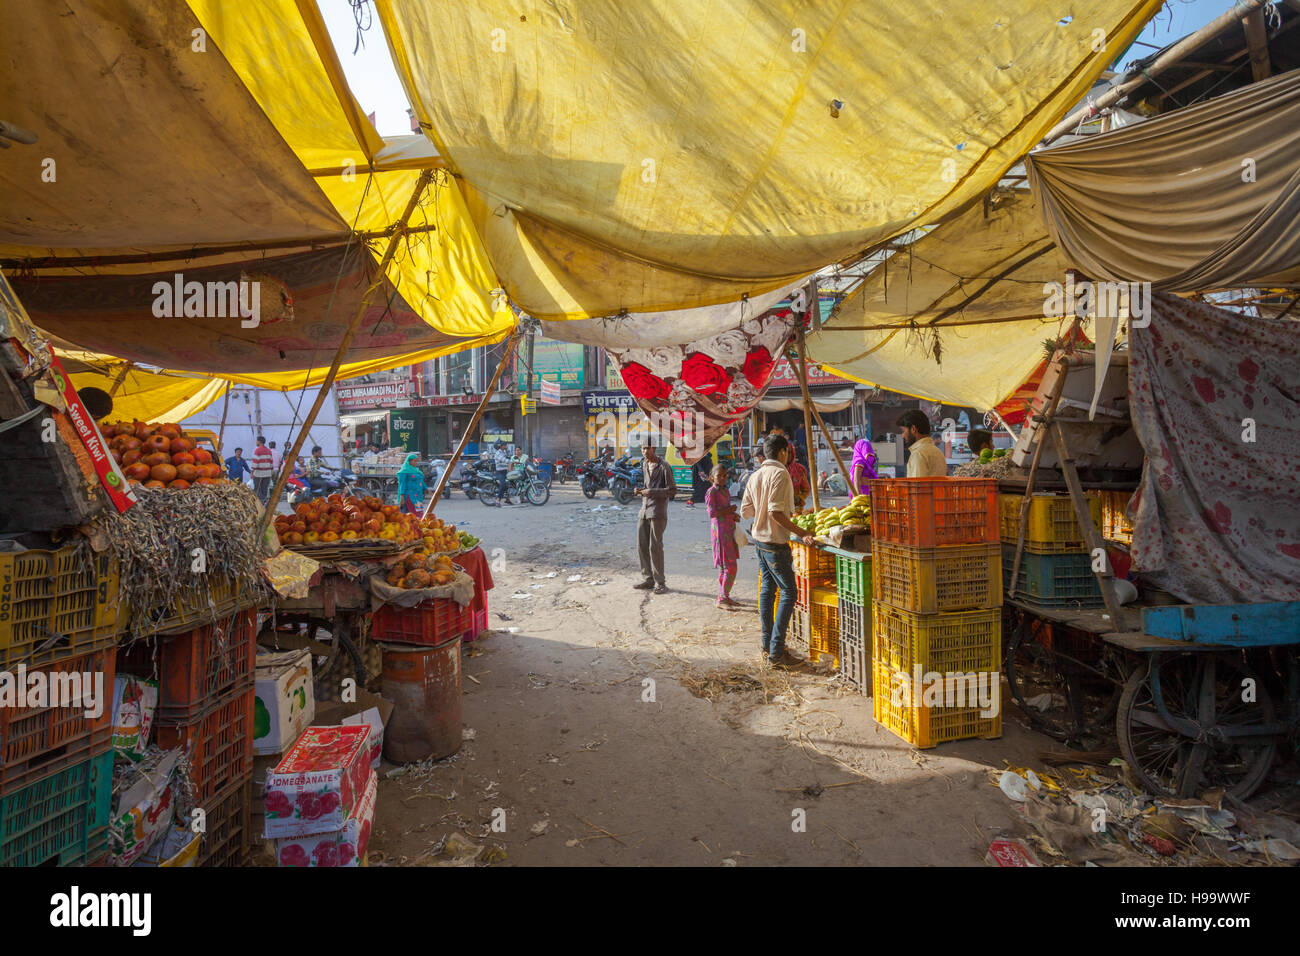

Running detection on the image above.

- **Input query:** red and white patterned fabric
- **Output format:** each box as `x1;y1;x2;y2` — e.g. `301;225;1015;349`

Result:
1128;294;1300;603
608;311;798;465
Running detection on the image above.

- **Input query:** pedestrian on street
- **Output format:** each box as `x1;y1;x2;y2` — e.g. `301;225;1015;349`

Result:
224;447;250;486
268;440;282;476
688;449;712;509
633;439;675;594
787;453;810;510
250;436;274;504
706;463;741;609
741;433;816;667
396;452;426;515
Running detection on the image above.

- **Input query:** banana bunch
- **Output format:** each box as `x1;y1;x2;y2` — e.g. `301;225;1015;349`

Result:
791;494;872;535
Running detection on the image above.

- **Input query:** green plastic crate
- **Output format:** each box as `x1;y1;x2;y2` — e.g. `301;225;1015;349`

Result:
1003;547;1103;608
829;547;872;608
0;748;114;866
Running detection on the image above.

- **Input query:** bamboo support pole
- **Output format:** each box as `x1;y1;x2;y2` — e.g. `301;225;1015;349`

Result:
260;169;435;535
1040;0;1269;145
423;330;522;517
795;332;852;490
792;328;820;510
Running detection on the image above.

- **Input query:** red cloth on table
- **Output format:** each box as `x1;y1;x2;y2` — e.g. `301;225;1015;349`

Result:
455;546;494;640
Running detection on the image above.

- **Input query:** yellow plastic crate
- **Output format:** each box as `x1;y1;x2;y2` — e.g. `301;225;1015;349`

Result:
807;587;839;667
1098;490;1134;545
997;493;1102;554
788;604;809;651
872;602;1001;676
791;540;836;586
0;545;127;668
872;541;1002;613
872;659;1002;749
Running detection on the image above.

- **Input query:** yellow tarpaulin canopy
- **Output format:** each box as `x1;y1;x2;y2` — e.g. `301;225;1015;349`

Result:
0;0;513;385
379;0;1163;319
58;352;230;424
806;191;1075;410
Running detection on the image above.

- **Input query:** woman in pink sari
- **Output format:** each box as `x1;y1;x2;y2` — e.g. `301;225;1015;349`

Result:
850;438;879;496
705;464;741;609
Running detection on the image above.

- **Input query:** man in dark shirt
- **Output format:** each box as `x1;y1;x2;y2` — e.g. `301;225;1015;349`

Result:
224;448;250;485
633;440;675;594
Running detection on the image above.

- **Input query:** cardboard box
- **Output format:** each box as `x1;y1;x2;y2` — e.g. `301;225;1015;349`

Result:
263;725;371;839
253;648;315;756
274;770;377;867
314;690;393;771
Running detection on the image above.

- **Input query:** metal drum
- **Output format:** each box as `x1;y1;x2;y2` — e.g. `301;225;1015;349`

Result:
379;637;462;762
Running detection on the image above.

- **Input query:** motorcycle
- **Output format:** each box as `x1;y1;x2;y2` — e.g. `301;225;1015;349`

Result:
606;453;642;506
286;466;359;507
553;450;578;484
578;457;608;499
476;458;550;506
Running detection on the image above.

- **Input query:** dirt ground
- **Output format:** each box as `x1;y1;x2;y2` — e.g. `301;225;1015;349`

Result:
361;482;1068;867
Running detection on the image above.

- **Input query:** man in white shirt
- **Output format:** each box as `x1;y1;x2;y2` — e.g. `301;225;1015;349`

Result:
896;410;949;478
492;441;515;505
741;434;816;667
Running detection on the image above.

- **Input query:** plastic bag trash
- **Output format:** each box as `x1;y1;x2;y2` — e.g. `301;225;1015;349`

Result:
567;575;582;582
511;592;532;599
999;770;1029;801
1025;770;1043;791
506;627;520;634
1240;838;1300;860
1022;692;1064;712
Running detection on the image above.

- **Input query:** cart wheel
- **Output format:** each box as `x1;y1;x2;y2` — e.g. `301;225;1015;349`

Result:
312;617;367;702
1117;652;1278;801
1003;610;1119;748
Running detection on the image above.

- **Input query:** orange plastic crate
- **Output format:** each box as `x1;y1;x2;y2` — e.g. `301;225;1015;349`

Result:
0;648;115;793
155;687;254;807
372;598;473;647
118;608;257;724
869;478;998;548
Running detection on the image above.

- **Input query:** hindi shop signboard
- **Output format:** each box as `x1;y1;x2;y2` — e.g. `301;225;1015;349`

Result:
336;380;410;411
582;390;638;415
388;410;417;452
767;358;846;389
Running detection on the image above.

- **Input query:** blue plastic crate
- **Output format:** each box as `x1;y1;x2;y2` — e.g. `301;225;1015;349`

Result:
1003;547;1103;608
0;748;113;866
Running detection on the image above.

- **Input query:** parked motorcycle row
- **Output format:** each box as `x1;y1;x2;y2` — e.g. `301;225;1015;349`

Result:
577;452;643;505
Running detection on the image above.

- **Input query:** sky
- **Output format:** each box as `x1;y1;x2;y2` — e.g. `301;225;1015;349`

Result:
322;0;1244;137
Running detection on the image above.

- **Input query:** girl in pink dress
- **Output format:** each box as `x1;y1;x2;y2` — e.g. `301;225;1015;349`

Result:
705;464;741;609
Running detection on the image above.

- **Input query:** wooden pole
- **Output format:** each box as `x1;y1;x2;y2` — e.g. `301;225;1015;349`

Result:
107;361;135;398
1052;420;1124;628
261;169;436;534
792;329;820;510
423;330;521;517
216;384;232;453
1040;0;1268;145
1008;364;1068;599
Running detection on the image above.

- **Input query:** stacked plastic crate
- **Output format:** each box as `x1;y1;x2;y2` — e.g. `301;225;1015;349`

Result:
792;540;839;666
118;606;259;866
828;547;872;691
0;543;125;866
868;478;1003;748
999;493;1105;607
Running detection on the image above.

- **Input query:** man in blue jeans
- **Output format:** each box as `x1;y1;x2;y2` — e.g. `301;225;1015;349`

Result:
741;434;816;667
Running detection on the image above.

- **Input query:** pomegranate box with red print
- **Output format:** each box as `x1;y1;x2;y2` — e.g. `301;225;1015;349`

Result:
274;769;377;867
263;725;372;839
